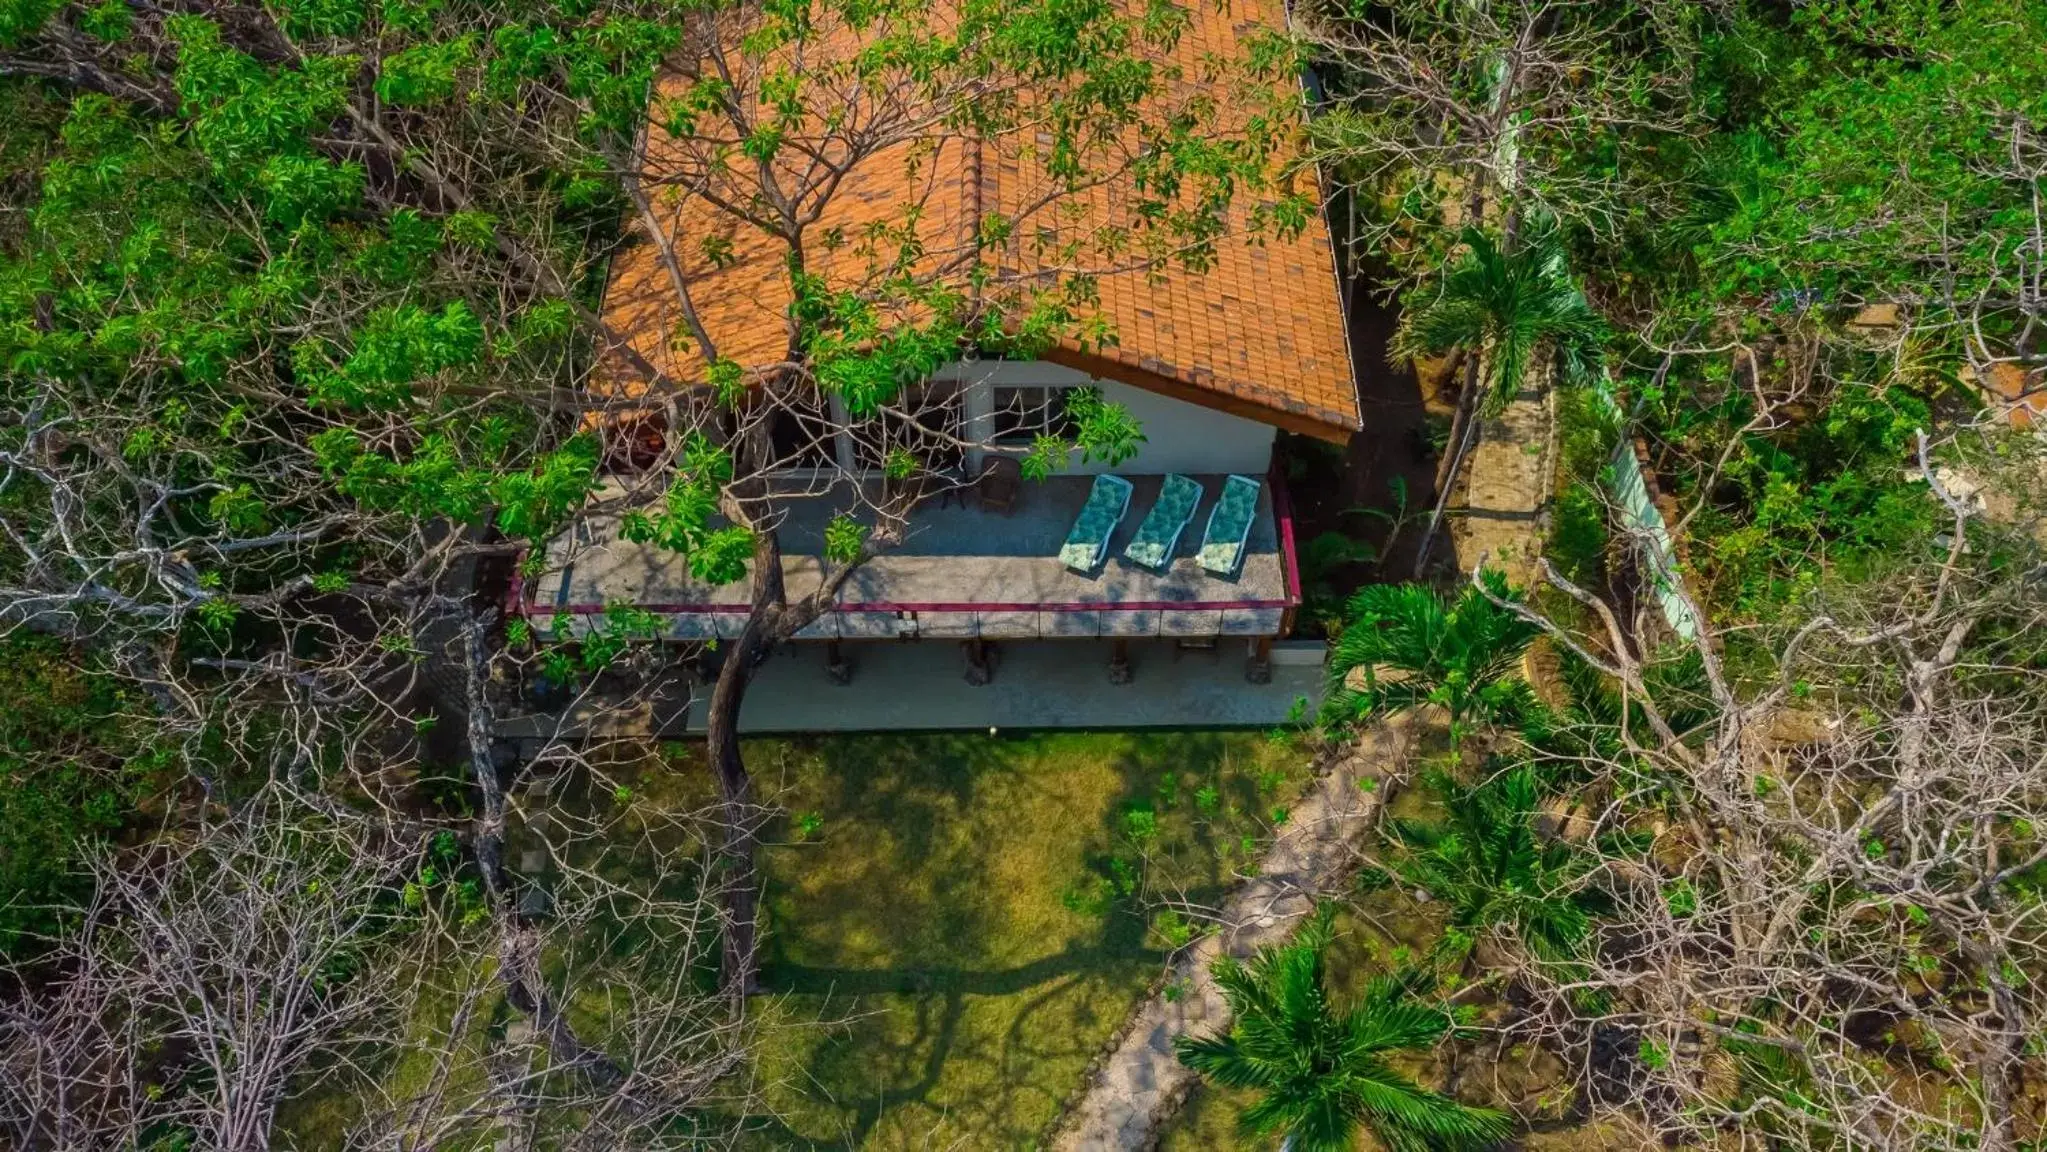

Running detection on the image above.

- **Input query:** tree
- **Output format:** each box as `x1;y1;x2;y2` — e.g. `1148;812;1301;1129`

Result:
1388;762;1596;968
0;0;1301;1000
1293;0;1712;262
1396;227;1606;421
1395;224;1605;572
1323;570;1538;743
544;0;1300;993
0;764;763;1149
0;789;414;1151
1176;908;1513;1152
1469;435;2047;1148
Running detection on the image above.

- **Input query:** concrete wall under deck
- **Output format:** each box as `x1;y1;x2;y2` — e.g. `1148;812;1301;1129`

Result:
495;639;1329;740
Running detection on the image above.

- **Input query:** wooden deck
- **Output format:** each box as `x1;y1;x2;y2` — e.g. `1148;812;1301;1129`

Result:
524;474;1297;640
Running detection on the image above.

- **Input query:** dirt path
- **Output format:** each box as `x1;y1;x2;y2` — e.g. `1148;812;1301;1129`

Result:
1447;384;1554;584
1050;716;1420;1151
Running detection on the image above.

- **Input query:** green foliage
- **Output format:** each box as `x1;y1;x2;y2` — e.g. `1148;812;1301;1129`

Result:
619;433;748;580
1300;528;1377;626
822;513;867;564
881;447;918;481
1176;908;1513;1152
1122;803;1159;842
256;152;364;227
1663;877;1698;919
574;602;664;671
301;301;485;409
1696;2;2047;310
1671;376;1939;616
76;0;131;41
798;274;968;418
0;635;162;958
0;0;61;46
1324;571;1539;739
1389;764;1598;966
1548;481;1608;589
3;96;257;384
274;0;365;38
1150;908;1195;948
1064;386;1147;466
376;36;475;107
493;435;599;540
442;209;497;250
314;428;489;520
167;16;354;171
1396;226;1606;416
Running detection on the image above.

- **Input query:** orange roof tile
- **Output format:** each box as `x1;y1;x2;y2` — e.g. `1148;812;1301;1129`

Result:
597;0;1360;440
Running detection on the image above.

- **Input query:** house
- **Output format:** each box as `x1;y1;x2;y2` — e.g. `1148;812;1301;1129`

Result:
514;0;1360;687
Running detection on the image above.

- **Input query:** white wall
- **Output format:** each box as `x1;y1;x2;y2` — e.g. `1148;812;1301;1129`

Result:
932;359;1275;476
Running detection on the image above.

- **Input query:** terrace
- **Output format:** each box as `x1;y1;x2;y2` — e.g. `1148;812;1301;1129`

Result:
525;473;1298;641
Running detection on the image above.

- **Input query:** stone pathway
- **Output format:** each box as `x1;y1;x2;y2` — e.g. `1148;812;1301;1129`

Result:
1050;714;1421;1151
1449;385;1554;584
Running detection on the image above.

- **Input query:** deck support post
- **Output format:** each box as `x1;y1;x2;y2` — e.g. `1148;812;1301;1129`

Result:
824;639;851;686
1108;638;1133;685
1245;636;1273;684
962;638;994;686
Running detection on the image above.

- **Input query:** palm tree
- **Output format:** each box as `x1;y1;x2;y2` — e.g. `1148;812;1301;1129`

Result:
1176;911;1513;1152
1390;763;1597;968
1399;225;1606;575
1396;225;1606;418
1322;571;1538;743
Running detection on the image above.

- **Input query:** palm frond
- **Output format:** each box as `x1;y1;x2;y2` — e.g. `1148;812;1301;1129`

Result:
1177;906;1514;1151
1343;992;1450;1055
1403;224;1607;418
1346;1065;1514;1152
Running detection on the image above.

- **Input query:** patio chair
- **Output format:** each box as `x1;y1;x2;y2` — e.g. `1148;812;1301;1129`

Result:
1197;474;1262;578
1121;474;1202;571
976;454;1021;515
1058;473;1134;573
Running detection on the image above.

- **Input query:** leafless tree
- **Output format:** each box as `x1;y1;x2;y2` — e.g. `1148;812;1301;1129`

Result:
0;789;412;1150
1295;0;1713;260
1458;432;2047;1148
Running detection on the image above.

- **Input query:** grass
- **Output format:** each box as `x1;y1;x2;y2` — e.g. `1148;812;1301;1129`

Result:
274;729;1312;1149
732;730;1311;1149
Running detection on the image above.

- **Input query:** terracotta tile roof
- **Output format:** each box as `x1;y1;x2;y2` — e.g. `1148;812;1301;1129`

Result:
597;0;1360;439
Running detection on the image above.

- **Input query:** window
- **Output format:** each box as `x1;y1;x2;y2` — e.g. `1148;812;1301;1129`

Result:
991;385;1077;446
768;393;837;471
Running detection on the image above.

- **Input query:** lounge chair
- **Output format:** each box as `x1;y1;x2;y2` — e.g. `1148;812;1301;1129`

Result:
1058;473;1134;573
1121;474;1202;570
1197;474;1262;577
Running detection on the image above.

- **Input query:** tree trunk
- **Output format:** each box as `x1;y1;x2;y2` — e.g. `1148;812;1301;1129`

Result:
704;615;771;997
702;528;794;998
701;515;882;997
1412;352;1485;576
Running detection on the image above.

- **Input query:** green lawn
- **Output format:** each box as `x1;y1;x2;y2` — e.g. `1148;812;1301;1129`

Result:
275;730;1310;1149
734;731;1310;1149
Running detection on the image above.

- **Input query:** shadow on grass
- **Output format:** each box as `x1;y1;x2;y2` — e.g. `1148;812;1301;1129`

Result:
767;937;1154;998
733;731;1313;1149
